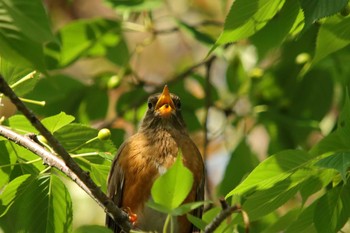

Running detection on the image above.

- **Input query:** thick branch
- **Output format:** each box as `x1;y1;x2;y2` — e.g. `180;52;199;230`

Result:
0;75;131;231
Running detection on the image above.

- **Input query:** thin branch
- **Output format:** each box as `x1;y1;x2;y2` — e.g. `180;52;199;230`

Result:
204;199;249;233
0;75;131;232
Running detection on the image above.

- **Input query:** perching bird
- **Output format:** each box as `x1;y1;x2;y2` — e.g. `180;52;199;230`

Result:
106;85;205;232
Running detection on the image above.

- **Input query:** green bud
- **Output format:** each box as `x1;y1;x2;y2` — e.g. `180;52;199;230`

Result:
98;128;111;140
107;75;121;89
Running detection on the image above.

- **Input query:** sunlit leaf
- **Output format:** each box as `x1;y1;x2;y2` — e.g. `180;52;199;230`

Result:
314;16;350;64
0;57;38;96
316;152;350;183
314;185;350;233
299;0;348;30
54;18;123;67
41;112;75;133
251;0;300;57
226;150;314;197
74;225;113;233
54;124;117;154
0;0;53;70
150;154;194;211
0;141;16;188
216;0;284;45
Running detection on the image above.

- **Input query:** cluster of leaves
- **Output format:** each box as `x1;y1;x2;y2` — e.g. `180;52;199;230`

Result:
0;0;350;232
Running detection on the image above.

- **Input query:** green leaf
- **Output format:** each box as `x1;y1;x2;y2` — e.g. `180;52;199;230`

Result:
150;154;194;211
177;20;215;45
0;174;33;216
242;170;308;220
299;0;348;30
0;0;53;71
261;208;300;233
74;225;113;233
285;202;317;233
216;0;284;45
0;0;53;43
77;86;108;124
0;57;38;96
7;115;38;134
187;213;206;230
251;0;300;58
0;141;16;188
219;139;259;197
226;150;314;197
299;169;335;203
315;152;350;182
41;112;75;133
104;0;163;11
0;174;73;232
25;74;85;116
314;16;350;64
314;185;350;233
54;123;117;154
54;18;124;67
90;163;110;192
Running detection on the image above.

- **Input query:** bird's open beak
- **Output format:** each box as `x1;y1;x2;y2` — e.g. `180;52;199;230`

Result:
155;85;175;117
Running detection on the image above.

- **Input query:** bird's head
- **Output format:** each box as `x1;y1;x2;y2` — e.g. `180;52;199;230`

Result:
140;85;186;132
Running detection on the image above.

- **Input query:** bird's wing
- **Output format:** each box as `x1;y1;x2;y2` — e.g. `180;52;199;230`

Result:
105;142;127;233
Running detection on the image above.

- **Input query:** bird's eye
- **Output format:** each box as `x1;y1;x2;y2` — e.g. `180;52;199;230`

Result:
148;102;153;109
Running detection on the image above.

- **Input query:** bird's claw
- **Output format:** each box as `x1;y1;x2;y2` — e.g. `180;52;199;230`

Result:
124;207;137;225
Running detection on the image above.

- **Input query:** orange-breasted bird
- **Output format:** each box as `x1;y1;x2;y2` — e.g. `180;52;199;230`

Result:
106;85;205;232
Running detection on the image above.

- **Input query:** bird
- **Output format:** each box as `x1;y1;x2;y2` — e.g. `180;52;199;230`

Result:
106;85;205;232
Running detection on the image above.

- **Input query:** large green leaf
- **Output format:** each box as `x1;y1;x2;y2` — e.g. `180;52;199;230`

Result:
7;114;38;134
316;152;350;182
54;18;126;67
216;0;284;45
299;0;348;30
251;0;300;58
150;155;194;211
0;141;16;188
314;16;350;64
285;202;317;233
74;225;113;233
0;174;33;216
242;169;309;220
0;174;73;233
0;0;53;70
54;123;117;154
25;74;85;116
90;163;110;192
0;57;38;96
41;112;75;133
226;150;314;197
314;184;350;233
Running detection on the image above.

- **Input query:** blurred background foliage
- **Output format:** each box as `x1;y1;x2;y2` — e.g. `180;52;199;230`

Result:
1;0;350;232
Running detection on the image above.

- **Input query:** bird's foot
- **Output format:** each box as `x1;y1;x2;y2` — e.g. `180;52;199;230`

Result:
123;207;138;225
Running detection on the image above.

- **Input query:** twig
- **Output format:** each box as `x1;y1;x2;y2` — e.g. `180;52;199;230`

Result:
203;55;216;202
204;199;249;233
0;75;131;232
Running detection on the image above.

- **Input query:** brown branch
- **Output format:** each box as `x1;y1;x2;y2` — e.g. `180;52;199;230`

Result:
204;199;249;233
0;75;131;232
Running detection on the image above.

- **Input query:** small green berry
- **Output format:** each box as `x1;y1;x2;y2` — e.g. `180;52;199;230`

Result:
107;75;121;89
295;53;310;64
98;128;111;140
